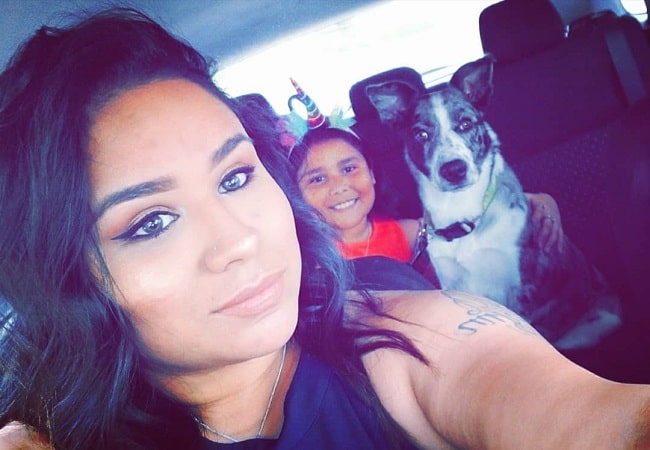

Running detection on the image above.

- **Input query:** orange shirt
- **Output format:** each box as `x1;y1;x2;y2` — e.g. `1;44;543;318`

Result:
337;217;412;263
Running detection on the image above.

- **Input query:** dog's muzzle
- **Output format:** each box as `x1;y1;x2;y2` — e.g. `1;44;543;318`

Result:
439;159;468;185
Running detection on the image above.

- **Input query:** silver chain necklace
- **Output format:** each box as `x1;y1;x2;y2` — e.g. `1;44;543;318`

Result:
196;344;287;443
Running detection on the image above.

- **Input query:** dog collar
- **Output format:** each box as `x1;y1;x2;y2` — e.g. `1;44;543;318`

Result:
432;221;476;242
482;171;498;210
422;212;476;242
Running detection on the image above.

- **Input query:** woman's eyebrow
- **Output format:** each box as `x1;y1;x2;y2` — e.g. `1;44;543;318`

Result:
94;178;174;219
212;134;252;167
94;134;253;219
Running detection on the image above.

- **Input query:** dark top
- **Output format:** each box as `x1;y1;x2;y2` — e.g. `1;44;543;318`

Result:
351;255;439;291
199;352;418;449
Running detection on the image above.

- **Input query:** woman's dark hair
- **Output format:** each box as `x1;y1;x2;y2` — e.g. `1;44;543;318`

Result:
0;8;422;449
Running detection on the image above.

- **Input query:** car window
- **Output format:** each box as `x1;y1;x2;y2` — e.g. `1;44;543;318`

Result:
215;0;497;117
621;0;648;20
2;1;646;119
214;0;648;118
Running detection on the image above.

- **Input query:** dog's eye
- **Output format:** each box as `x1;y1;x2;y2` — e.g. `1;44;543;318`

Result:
414;130;429;142
458;119;473;132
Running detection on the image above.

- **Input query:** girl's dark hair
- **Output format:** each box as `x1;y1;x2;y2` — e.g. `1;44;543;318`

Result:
0;8;422;449
289;126;370;173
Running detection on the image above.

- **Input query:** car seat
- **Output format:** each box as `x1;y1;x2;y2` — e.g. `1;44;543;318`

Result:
479;0;650;162
348;67;426;219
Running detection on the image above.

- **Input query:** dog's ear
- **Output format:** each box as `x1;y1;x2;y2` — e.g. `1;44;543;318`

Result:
365;81;418;128
450;54;496;109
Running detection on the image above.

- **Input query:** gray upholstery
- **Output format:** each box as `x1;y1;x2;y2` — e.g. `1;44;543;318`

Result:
480;0;650;162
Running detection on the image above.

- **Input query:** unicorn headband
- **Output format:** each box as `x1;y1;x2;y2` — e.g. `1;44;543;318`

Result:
287;77;329;130
284;78;357;145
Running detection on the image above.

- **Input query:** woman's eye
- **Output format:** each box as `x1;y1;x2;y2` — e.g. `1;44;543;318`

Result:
218;166;254;193
113;211;179;242
342;165;357;174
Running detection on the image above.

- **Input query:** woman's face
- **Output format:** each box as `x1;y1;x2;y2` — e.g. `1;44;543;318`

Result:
296;138;375;233
89;79;301;372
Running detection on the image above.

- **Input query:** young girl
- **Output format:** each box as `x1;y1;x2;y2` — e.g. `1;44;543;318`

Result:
293;127;423;262
0;8;648;450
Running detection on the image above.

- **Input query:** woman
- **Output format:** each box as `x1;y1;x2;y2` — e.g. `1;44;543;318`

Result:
291;127;564;264
0;8;648;450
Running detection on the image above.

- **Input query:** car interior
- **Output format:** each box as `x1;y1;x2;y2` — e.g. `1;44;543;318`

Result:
2;0;649;384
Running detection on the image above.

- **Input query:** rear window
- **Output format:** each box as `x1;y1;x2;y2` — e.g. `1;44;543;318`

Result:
215;0;496;118
215;0;648;119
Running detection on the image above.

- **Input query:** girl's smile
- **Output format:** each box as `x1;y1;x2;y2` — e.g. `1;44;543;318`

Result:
331;198;360;211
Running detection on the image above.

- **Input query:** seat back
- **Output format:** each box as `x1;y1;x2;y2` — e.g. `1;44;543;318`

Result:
480;0;650;163
348;68;426;219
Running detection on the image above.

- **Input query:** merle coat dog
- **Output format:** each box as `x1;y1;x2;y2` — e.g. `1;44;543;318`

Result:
366;56;620;350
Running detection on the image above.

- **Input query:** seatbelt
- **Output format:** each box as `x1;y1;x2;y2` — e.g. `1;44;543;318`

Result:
604;24;647;106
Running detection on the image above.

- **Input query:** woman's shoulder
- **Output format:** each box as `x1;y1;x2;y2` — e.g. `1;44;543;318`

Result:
348;289;546;392
354;290;650;449
348;290;489;448
352;289;535;334
350;290;557;448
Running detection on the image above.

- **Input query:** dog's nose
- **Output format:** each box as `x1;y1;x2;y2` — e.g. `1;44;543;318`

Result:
439;159;467;184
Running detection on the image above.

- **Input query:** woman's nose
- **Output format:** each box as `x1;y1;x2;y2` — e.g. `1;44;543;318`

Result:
202;209;259;273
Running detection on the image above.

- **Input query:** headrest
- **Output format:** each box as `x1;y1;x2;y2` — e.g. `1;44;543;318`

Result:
568;10;619;36
479;0;565;62
349;67;425;121
237;93;277;115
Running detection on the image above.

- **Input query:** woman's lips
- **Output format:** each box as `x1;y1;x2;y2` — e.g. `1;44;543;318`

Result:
213;270;284;317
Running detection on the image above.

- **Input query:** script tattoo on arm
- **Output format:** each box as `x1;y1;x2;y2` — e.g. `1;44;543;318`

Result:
442;290;541;338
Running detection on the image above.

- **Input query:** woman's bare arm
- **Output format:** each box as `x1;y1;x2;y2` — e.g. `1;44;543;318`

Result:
361;290;650;449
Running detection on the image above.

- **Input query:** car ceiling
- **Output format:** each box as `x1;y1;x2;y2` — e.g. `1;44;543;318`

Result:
1;0;378;69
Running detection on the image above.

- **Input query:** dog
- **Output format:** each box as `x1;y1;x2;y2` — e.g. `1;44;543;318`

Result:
366;55;621;350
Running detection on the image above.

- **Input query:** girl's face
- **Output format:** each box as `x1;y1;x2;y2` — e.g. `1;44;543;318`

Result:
296;138;375;234
89;79;301;373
